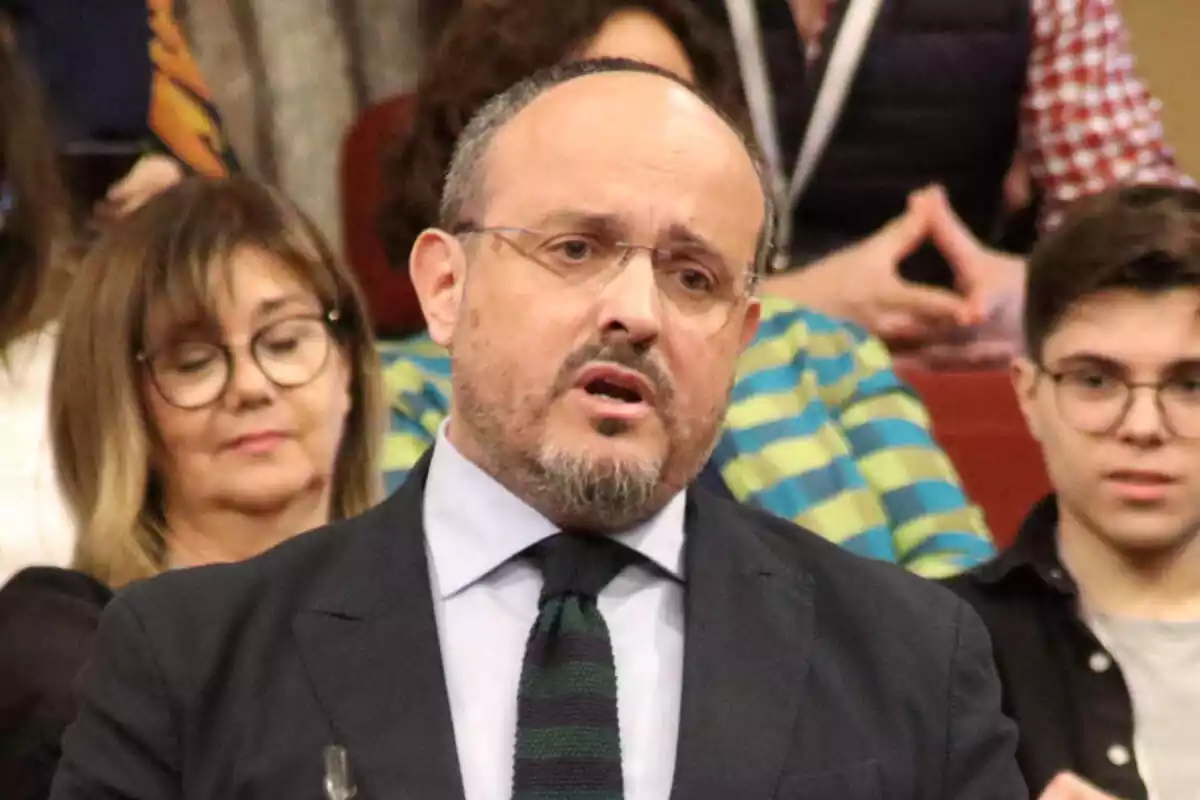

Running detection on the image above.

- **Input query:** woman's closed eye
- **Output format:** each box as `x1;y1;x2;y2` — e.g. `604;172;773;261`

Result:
261;334;302;356
258;319;323;357
165;344;221;374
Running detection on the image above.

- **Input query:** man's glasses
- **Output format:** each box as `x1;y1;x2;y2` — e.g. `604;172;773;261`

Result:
1038;362;1200;438
453;223;759;333
139;310;342;409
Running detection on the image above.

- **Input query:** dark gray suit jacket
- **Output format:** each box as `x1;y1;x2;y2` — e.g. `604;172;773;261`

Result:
50;452;1026;799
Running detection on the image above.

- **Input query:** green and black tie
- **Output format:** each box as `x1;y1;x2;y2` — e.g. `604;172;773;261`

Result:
512;532;637;800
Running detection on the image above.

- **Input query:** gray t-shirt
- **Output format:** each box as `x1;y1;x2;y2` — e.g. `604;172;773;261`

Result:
1087;612;1200;800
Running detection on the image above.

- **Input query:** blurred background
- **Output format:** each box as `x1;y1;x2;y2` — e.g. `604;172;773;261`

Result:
176;0;1200;253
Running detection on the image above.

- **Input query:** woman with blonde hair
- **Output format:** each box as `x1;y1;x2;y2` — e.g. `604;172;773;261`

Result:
0;175;384;797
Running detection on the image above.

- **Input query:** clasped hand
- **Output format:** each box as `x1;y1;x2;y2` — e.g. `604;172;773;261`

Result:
770;185;1026;370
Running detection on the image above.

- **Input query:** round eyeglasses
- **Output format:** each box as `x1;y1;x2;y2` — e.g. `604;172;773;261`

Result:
139;310;342;409
454;223;759;334
1040;363;1200;438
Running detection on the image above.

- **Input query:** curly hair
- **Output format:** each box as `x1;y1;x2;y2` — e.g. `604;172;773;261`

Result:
378;0;748;271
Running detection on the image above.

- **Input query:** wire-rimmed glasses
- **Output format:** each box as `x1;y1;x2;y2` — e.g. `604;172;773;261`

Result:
1039;361;1200;438
139;310;342;409
454;223;759;333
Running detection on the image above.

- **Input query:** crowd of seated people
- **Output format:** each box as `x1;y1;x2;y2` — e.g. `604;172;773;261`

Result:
0;0;1197;799
414;0;1193;371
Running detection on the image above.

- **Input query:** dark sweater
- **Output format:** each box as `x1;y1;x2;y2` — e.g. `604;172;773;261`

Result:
0;568;113;800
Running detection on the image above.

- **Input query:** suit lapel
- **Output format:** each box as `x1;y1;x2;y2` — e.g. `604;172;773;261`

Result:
293;453;466;800
670;492;815;800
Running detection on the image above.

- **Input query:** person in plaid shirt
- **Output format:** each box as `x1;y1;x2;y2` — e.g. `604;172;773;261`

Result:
696;0;1194;371
381;294;995;578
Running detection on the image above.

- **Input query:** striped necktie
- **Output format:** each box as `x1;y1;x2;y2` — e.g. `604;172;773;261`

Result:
512;533;637;800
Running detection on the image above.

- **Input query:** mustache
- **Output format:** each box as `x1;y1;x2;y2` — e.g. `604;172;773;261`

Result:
553;341;674;404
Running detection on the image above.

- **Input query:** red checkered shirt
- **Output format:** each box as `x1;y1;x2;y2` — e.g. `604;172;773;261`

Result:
809;0;1193;230
1025;0;1194;229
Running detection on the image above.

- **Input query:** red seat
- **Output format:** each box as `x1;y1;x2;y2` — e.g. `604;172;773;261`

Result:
340;93;424;336
901;369;1051;549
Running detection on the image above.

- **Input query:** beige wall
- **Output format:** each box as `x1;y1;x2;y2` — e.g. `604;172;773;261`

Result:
1122;0;1200;175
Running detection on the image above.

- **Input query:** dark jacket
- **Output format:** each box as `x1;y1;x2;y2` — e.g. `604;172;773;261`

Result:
697;0;1030;285
0;568;113;800
944;496;1151;800
51;451;1025;799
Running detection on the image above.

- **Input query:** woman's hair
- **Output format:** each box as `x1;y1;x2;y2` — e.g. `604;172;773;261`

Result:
50;176;385;588
0;19;72;350
378;0;747;270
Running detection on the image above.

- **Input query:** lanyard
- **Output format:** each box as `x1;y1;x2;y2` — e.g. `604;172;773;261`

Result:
724;0;886;269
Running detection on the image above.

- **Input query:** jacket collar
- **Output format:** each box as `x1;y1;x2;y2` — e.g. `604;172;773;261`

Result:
970;494;1078;596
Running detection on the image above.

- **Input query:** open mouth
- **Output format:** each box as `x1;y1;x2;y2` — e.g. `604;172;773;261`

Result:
584;377;645;403
574;363;654;407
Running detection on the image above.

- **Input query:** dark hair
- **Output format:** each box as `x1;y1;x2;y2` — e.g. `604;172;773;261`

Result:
378;0;749;270
1024;184;1200;360
0;19;72;351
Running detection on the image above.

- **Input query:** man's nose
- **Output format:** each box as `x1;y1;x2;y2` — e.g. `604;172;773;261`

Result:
594;248;663;343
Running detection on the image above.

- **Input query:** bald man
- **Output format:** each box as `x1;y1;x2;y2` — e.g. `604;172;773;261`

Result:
50;59;1025;800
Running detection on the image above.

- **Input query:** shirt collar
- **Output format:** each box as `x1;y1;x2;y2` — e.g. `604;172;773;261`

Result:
970;494;1078;595
422;421;687;600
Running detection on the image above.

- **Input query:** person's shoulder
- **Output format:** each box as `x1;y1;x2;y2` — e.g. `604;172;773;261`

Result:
0;566;111;610
718;493;968;628
940;556;1043;626
380;333;452;418
379;333;451;376
755;297;872;347
0;568;113;732
748;299;882;394
118;497;397;632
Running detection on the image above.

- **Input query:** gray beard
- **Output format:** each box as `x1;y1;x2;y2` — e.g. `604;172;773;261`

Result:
524;444;663;530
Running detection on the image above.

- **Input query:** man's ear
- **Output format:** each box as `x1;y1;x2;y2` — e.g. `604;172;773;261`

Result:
737;296;761;353
409;228;467;347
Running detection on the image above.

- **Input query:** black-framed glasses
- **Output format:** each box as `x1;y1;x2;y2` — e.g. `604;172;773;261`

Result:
138;310;342;409
453;223;759;333
1038;361;1200;438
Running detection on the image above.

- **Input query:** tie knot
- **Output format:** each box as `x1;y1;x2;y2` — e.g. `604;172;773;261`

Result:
530;533;637;603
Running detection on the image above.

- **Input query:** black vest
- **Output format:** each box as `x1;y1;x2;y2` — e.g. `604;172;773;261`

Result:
702;0;1031;285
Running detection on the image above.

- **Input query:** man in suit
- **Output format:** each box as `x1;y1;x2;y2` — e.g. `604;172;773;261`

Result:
51;58;1026;800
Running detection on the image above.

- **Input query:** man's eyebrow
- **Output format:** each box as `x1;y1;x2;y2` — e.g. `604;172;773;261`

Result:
663;222;722;255
528;210;625;236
